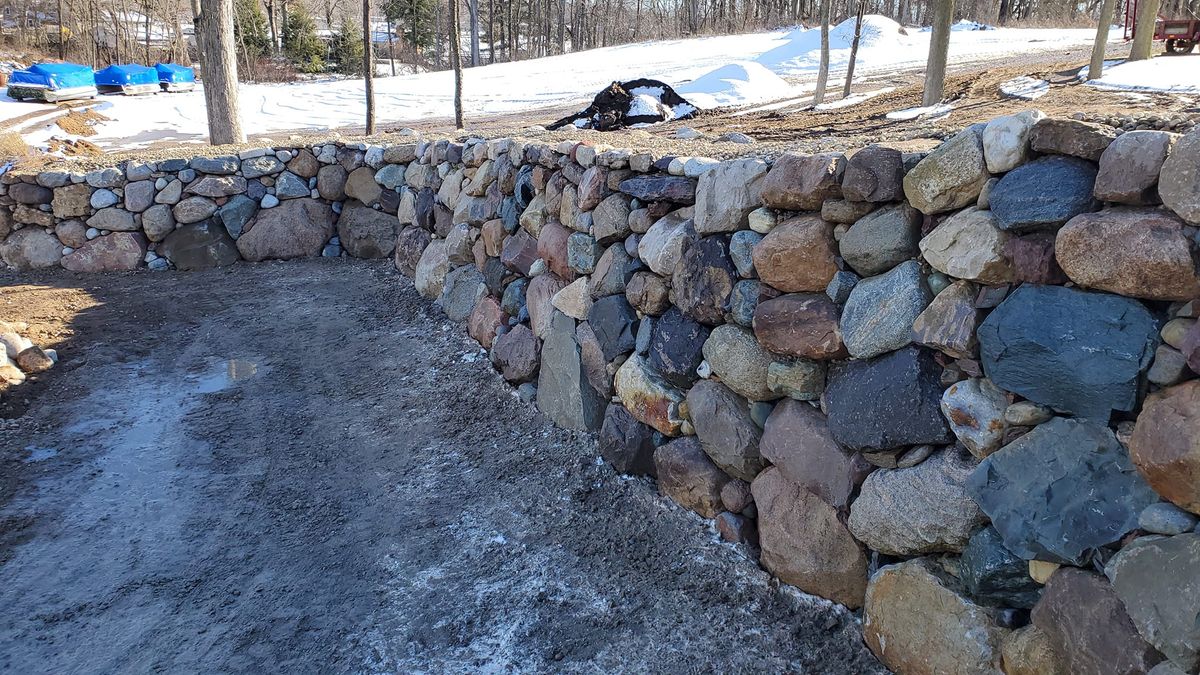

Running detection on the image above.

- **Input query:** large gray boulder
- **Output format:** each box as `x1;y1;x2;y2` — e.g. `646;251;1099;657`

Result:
0;227;61;270
236;198;334;261
839;260;932;359
978;284;1158;420
686;380;766;482
693;158;768;234
157;220;240;270
1105;534;1200;672
968;417;1159;565
902;125;990;215
537;310;607;432
337;200;397;259
989;155;1098;232
838;204;920;276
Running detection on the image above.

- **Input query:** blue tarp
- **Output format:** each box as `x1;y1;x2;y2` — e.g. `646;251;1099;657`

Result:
8;63;96;90
155;63;196;84
95;64;158;87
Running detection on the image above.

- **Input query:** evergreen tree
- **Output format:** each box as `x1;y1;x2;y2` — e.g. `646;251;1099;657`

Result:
283;5;325;72
330;18;365;75
233;0;272;61
384;0;436;53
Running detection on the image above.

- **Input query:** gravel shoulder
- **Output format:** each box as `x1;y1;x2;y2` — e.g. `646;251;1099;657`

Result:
0;260;884;673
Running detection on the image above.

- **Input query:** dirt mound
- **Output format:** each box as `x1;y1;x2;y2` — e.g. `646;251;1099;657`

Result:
55;107;110;137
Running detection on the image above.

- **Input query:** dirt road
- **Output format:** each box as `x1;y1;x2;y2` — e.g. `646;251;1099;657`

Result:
0;260;883;674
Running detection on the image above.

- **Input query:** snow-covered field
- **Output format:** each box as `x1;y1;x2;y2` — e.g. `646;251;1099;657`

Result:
0;17;1136;149
1085;54;1200;94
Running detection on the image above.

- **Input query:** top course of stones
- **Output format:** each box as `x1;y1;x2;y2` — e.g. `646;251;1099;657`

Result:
2;111;1200;675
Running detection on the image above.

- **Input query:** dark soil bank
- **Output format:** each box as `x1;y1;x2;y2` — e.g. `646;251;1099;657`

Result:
0;259;883;673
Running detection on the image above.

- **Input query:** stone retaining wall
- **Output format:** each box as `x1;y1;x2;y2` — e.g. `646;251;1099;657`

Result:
3;114;1200;674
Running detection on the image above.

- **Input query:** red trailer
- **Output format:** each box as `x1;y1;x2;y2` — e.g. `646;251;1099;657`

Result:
1124;0;1200;54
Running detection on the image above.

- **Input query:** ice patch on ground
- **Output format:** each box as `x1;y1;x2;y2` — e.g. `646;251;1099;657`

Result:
1000;76;1049;100
886;103;953;120
814;86;896;110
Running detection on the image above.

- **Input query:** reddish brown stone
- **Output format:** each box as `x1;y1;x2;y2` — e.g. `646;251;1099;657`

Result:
759;152;844;211
526;273;569;339
1129;381;1200;514
467;296;507;350
752;293;848;360
536;220;576;281
500;229;539;275
490;323;540;383
842;144;905;203
715;512;759;545
761;399;870;510
1004;232;1066;285
720;479;754;512
751;215;839;293
481;219;507;257
752;467;869;608
60;232;146;272
393;225;431;277
654;437;730;518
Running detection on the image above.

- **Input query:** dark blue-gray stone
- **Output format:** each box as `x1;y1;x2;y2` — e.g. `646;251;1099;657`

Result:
415;188;437;231
499;196;520;233
729;230;762;278
274;172;310;199
482;257;507;297
824;346;954;452
246;179;267;201
648;307;710;389
978;284;1158;420
989;156;1098;232
500;278;528;317
839;260;931;359
959;526;1043;609
618;176;697;204
156;219;240;271
159;158;188;172
729;279;760;327
635;316;655;356
217;194;258;239
567;232;603;275
537;311;607;432
968;417;1158;565
515;165;535;210
672;234;736;326
598;404;657;476
586;295;639;362
826;270;860;304
189;155;239;175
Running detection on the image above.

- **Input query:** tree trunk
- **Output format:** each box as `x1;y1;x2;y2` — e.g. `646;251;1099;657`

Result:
266;0;277;53
557;0;566;52
387;17;396;75
363;0;376;134
450;0;464;127
469;0;481;65
196;0;245;145
922;0;953;107
58;0;65;59
813;0;830;104
1089;0;1118;78
843;0;863;97
1129;0;1161;60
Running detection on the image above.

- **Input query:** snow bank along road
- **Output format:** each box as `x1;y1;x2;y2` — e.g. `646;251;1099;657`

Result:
0;17;1121;151
0;260;885;673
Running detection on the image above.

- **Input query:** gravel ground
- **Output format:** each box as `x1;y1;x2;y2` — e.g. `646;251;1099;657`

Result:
0;260;885;674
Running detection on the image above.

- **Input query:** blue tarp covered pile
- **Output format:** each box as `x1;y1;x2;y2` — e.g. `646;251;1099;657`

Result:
6;63;98;102
95;64;159;95
155;63;196;92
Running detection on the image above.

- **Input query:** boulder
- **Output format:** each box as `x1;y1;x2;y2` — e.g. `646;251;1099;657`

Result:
0;228;61;270
186;175;246;198
654;437;729;516
760;399;868;510
751;215;839;293
842;144;906;202
752;293;847;360
989;156;1098;232
838;204;920;276
551;278;592;320
752;467;869;608
87;207;137;232
237;198;334;262
588;243;636;299
344;166;383;204
848;449;987;555
766;359;825;400
702;324;777;401
1005;231;1066;284
1129;381;1200;514
500;229;539;276
1032;568;1166;675
912;281;980;359
413;239;449;300
592;193;632;244
537;311;607;431
694;158;769;234
672;235;736;326
9;182;52;205
638;213;696;276
759;152;844;211
941;377;1009;459
1094;130;1176;204
864;558;1010;674
648;308;709;389
824;346;954;452
598;405;657;476
903;126;990;215
51;183;91;218
1001;625;1067;675
316;165;348;201
217;194;258;239
983;109;1046;173
728;230;762;278
618;175;697;204
576;321;615;400
614;355;686;436
968;417;1159;565
839;260;931;359
687;380;766;481
1159;126;1200;224
273;171;310;199
393;225;431;277
918;207;1015;284
587;295;639;361
977;284;1158;420
439;265;487;322
60;232;146;272
157;221;240;270
960;526;1043;609
1056;207;1200;301
1105;534;1200;672
336;201;397;259
1029;118;1117;161
123;180;155;212
54;220;88;248
567;232;602;275
467;296;506;350
527;273;569;338
490;323;540;384
625;271;671;316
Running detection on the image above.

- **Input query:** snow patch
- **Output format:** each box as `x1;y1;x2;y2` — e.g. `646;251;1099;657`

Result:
886;103;953;121
813;86;895;110
1083;55;1200;94
1000;76;1049;100
676;61;798;108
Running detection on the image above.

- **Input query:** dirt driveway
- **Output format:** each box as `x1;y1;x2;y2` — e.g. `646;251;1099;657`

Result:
0;260;883;674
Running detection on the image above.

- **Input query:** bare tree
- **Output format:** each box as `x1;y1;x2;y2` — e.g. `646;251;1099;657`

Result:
1129;0;1162;60
195;0;245;145
363;0;376;133
922;0;954;106
468;0;480;65
812;0;830;105
1089;0;1118;78
843;0;864;98
449;0;464;127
